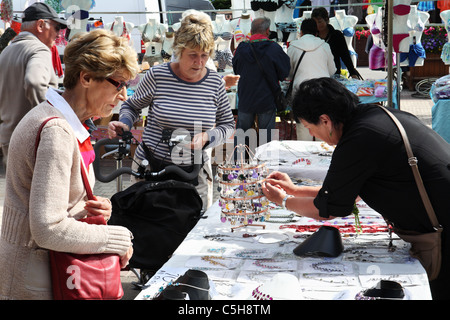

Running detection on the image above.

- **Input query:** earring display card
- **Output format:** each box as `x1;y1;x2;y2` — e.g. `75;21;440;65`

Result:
240;258;298;271
184;255;241;270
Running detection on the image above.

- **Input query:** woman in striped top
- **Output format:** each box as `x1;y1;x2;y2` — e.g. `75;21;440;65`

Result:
108;11;235;210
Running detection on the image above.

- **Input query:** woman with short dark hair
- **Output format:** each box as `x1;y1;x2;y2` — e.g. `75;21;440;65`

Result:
311;7;362;79
263;77;450;300
287;18;336;96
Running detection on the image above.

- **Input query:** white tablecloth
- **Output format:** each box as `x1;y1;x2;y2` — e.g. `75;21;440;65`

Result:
254;140;334;181
136;141;432;300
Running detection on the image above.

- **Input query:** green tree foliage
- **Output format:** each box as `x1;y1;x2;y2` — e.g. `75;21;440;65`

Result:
210;0;231;9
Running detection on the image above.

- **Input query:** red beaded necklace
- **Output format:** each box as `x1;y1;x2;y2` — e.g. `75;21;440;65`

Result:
279;224;390;234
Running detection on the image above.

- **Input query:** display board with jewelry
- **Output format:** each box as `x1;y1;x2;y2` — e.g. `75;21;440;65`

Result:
216;145;270;231
135;140;432;301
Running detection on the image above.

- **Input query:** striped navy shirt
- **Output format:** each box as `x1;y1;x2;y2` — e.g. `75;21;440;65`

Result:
119;63;235;164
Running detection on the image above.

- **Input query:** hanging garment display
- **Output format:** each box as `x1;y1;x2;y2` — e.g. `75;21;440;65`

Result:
438;0;450;12
441;42;450;65
441;10;450;65
0;0;13;23
400;43;426;67
399;6;429;66
418;1;435;12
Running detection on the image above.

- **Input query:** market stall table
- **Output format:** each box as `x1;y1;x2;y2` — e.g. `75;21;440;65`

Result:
135;141;432;300
337;78;398;109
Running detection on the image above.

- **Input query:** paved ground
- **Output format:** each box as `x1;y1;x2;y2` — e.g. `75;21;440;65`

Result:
0;67;437;300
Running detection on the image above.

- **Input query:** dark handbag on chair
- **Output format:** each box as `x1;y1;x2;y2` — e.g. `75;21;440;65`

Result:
249;43;302;113
35;117;124;300
379;106;443;281
109;179;203;272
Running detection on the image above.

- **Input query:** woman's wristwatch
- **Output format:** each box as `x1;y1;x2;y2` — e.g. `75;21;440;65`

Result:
281;195;293;210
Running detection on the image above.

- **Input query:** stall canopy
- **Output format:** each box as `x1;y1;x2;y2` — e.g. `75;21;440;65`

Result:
165;0;216;23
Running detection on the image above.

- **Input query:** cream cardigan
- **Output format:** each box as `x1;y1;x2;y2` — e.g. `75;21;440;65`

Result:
0;102;132;300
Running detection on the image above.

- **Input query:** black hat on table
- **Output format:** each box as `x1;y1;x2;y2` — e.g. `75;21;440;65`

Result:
21;3;67;29
293;225;344;257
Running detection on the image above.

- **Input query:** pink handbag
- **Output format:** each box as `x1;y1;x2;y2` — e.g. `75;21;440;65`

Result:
35;117;124;299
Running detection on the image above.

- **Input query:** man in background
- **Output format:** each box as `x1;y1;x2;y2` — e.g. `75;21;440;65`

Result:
232;17;290;157
0;2;67;167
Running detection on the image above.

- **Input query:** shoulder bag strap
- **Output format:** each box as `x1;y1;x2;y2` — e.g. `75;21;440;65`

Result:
35;116;95;201
34;117;59;157
378;105;442;231
287;51;306;94
291;51;306;80
80;161;95;200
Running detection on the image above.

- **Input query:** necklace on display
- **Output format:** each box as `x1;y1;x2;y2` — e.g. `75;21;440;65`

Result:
253;259;283;269
201;255;227;267
265;213;296;223
311;261;346;273
302;273;350;285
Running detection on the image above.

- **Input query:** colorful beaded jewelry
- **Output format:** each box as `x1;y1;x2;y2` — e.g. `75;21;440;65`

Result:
216;145;270;231
251;285;274;300
311;261;345;273
201;255;227;268
292;157;312;165
145;278;210;300
354;291;378;300
234;249;267;259
207;247;226;254
253;259;282;269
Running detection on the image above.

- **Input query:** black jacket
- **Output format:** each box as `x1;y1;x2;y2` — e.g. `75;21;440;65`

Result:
232;39;290;113
325;24;361;78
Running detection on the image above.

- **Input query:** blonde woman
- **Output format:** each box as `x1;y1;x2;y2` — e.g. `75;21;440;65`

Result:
0;29;137;300
109;10;235;211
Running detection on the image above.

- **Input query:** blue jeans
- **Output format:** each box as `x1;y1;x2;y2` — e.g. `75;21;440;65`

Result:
233;109;276;160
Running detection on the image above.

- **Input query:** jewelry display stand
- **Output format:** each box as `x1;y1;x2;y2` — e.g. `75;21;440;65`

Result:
216;145;270;232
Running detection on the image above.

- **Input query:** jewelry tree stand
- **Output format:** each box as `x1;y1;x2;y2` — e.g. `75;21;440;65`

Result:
217;145;270;232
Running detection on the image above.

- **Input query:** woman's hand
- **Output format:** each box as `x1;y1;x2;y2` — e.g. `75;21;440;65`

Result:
223;74;240;90
108;121;130;139
120;246;133;269
190;131;209;150
84;196;112;222
262;171;298;206
264;171;297;194
262;181;287;207
350;72;363;80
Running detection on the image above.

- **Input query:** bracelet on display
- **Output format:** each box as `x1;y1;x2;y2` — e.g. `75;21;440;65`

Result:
282;195;293;210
